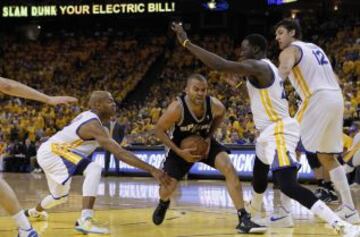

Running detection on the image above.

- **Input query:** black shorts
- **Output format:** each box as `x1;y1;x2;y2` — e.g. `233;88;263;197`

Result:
163;139;229;180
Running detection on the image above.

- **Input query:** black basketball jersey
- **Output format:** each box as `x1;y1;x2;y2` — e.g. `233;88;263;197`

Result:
171;94;213;146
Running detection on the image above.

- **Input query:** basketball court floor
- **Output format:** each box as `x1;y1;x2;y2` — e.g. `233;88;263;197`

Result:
0;172;359;237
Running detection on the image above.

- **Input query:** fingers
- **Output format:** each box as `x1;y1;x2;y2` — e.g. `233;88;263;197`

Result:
171;21;183;31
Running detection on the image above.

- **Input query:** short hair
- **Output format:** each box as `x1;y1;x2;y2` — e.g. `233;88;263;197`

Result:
244;34;268;53
275;18;302;39
186;73;207;85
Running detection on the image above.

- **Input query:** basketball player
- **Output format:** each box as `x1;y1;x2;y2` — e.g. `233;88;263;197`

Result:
152;74;266;234
0;76;77;237
171;22;360;236
274;18;359;224
25;91;171;234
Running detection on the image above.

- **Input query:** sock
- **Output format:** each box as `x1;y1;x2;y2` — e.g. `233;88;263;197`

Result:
329;166;355;208
13;210;31;230
310;200;341;226
251;189;263;212
81;209;94;220
280;192;292;212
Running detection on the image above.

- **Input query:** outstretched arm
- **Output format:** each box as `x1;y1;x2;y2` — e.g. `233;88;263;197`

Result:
0;77;77;105
171;22;264;77
78;120;171;186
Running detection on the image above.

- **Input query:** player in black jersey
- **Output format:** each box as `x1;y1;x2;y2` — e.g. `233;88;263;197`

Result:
152;74;266;234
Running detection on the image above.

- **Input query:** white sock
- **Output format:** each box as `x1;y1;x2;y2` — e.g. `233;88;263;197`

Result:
310;200;341;226
280;192;292;212
13;210;31;230
329;166;355;208
81;209;94;220
251;189;263;211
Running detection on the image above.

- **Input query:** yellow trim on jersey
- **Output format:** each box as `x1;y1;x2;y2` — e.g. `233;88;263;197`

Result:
295;98;309;123
51;139;84;165
259;90;290;166
259;90;281;122
274;121;290;166
292;66;311;98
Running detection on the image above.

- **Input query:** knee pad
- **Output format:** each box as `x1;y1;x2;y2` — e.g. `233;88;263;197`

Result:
305;151;321;169
83;162;102;177
252;156;270;194
83;162;102;197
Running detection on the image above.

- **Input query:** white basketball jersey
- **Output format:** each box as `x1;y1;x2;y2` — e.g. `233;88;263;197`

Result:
48;110;101;157
246;59;290;131
288;41;340;100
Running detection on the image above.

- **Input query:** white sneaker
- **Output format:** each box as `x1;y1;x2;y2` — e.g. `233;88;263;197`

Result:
245;201;267;226
18;227;39;237
336;205;360;224
333;220;360;237
75;217;110;235
25;208;48;221
268;206;294;228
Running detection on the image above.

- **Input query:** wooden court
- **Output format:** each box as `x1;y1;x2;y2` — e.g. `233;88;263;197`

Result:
0;172;359;237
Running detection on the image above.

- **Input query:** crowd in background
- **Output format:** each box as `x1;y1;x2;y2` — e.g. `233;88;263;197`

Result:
0;18;359;160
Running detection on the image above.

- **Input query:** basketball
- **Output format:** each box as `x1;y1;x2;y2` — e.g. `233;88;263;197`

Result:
180;135;209;158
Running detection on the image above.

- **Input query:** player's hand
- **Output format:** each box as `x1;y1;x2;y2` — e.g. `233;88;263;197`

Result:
178;148;202;163
150;168;172;187
47;96;78;105
171;22;189;46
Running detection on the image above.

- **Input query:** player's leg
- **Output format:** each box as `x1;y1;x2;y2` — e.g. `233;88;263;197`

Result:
75;161;109;234
274;167;360;236
316;92;359;223
26;173;70;221
0;178;38;237
213;151;266;234
153;152;187;225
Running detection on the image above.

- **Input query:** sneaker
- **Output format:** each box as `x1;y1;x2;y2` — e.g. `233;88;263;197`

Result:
336;205;360;224
25;208;48;221
17;227;39;237
326;189;340;204
236;209;267;234
268;206;294;228
75;217;110;234
152;200;170;225
245;201;267;226
315;188;339;204
314;187;326;199
332;220;360;237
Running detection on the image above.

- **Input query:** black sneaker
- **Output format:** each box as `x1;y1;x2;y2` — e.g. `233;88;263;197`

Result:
152;200;170;225
236;208;267;234
326;189;340;204
314;187;326;199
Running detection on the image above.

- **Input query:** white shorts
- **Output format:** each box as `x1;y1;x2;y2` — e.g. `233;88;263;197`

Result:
37;141;92;194
296;90;343;153
256;118;300;171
